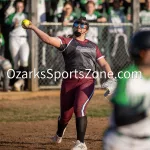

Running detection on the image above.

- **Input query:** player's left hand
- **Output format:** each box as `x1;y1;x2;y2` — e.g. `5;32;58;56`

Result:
102;78;117;97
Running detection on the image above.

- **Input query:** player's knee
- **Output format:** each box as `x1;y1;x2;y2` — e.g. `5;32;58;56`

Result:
74;108;87;118
20;61;28;67
1;60;12;71
59;117;71;125
59;114;73;124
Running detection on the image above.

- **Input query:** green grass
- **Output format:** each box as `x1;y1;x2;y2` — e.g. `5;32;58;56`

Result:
0;106;111;122
88;107;112;117
0;104;60;122
0;95;111;122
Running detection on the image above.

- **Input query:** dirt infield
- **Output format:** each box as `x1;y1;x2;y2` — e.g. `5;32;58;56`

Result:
0;90;110;150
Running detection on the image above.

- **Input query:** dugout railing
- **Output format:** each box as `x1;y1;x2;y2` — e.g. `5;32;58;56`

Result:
36;22;133;90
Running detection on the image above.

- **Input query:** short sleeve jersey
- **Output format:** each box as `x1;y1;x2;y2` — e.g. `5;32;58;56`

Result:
140;10;150;25
110;65;150;136
57;36;103;72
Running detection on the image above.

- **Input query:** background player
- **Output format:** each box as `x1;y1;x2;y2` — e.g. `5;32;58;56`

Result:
22;16;115;150
103;30;150;150
0;27;12;91
5;0;29;91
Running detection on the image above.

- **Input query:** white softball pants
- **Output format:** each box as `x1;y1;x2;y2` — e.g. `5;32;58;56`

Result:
9;36;30;70
103;130;150;150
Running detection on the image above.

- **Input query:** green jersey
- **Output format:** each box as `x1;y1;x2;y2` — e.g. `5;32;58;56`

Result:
108;7;126;33
5;12;27;37
112;65;150;108
110;65;150;137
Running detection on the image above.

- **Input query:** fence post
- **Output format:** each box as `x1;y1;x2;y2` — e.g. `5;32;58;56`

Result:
132;0;140;32
28;0;39;91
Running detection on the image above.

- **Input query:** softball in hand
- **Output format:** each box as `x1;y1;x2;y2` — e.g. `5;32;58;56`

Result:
22;19;31;28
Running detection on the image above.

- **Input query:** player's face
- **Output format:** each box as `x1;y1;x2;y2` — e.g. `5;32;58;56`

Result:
16;2;24;13
73;22;88;33
73;25;88;36
73;22;87;29
113;2;120;9
140;50;150;66
64;4;73;15
86;3;95;14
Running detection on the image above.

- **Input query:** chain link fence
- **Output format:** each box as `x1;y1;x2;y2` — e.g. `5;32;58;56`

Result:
37;23;133;89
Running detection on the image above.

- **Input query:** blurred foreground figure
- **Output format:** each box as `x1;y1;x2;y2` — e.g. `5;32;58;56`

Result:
103;30;150;150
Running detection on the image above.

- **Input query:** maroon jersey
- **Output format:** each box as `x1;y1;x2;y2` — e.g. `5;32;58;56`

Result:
57;37;103;72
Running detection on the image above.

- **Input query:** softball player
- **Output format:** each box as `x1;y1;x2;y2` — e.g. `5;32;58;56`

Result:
23;17;114;150
103;30;150;150
5;0;29;91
